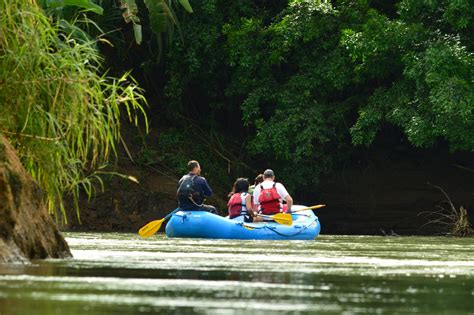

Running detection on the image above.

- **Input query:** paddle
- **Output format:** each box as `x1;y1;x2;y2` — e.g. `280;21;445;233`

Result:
291;204;326;213
138;208;180;238
257;213;293;225
254;205;325;225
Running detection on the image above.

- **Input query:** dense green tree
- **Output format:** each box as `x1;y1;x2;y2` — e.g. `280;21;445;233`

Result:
158;0;472;194
162;1;362;191
345;0;474;150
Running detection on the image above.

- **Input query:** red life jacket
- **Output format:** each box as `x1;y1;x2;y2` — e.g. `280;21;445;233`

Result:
258;183;281;214
227;192;248;218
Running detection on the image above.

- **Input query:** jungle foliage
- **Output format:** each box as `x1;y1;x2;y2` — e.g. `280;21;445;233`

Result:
0;0;147;221
156;0;473;192
1;0;472;218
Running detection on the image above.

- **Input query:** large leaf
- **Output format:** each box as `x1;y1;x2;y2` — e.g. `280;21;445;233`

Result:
120;0;142;44
118;0;191;47
145;0;172;34
178;0;193;13
121;0;139;23
46;0;104;15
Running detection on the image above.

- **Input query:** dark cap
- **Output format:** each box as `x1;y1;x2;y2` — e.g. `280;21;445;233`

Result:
263;169;274;178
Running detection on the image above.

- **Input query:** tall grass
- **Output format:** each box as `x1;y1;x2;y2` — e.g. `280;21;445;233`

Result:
0;0;147;222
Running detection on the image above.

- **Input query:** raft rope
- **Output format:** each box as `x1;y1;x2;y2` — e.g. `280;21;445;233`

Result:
240;217;318;237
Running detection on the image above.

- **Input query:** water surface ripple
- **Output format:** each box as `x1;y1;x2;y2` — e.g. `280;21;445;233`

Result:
0;233;473;314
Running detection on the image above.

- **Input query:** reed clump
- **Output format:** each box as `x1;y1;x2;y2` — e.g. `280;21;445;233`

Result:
420;185;473;237
0;0;147;222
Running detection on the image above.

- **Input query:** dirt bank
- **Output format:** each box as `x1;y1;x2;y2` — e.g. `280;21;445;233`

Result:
0;135;71;263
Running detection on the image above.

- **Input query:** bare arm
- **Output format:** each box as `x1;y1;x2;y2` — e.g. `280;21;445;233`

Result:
285;195;293;213
245;194;254;215
247;194;263;222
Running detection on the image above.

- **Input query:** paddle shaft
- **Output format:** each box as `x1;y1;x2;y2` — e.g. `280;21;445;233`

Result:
255;205;325;222
164;208;181;220
291;204;326;213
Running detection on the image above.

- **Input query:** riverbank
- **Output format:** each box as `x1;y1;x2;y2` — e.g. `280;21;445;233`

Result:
0;136;71;263
63;143;473;236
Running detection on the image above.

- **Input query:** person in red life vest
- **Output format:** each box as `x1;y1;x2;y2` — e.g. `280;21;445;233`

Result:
252;169;293;215
227;178;263;223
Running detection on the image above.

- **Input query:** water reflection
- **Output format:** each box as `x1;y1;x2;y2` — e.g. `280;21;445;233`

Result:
0;233;473;314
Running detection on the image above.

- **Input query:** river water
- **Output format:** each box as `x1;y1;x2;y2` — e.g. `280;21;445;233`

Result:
0;233;473;314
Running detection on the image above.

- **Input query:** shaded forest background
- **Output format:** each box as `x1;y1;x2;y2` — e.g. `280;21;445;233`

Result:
3;0;473;234
76;0;474;234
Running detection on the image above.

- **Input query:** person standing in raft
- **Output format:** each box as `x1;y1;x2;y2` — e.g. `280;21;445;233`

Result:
252;169;293;215
177;160;219;214
228;178;263;223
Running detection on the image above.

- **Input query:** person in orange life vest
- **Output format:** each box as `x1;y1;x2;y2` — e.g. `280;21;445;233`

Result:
252;169;293;215
227;178;263;223
177;160;219;214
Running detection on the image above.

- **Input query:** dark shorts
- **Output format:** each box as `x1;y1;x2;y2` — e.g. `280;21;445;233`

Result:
243;214;254;223
229;214;253;222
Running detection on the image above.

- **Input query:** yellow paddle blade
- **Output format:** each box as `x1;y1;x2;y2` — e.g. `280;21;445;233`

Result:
272;213;293;226
138;219;164;238
256;213;293;225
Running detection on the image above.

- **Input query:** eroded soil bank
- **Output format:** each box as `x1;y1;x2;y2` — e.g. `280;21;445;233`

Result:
0;136;71;263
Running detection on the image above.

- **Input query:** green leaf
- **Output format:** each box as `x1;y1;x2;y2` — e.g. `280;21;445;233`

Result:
121;0;142;44
133;24;142;45
144;0;170;34
121;0;140;23
46;0;104;15
178;0;193;13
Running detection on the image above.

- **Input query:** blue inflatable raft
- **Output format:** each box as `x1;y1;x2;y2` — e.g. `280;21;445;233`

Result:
165;205;321;240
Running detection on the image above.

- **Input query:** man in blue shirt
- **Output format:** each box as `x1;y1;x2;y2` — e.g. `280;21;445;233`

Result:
177;160;219;214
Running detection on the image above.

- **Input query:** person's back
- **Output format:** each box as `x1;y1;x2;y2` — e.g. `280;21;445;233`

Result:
228;190;250;219
177;160;218;214
177;174;204;209
253;169;293;215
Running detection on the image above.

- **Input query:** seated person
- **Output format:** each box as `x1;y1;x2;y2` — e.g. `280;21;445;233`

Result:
177;160;219;214
253;169;293;215
248;173;263;194
227;178;262;223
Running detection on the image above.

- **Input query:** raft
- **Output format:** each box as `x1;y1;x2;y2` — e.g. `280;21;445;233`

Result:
165;205;321;240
